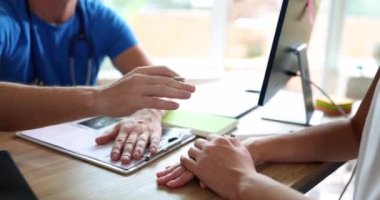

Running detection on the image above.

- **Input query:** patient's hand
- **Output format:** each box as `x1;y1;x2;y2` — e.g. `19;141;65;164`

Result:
156;164;201;188
156;136;241;188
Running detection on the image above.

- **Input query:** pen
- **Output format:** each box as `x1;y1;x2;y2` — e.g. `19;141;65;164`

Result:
140;137;181;162
173;77;185;82
245;89;260;93
158;137;181;152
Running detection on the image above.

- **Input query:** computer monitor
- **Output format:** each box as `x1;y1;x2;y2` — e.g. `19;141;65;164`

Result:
258;0;322;126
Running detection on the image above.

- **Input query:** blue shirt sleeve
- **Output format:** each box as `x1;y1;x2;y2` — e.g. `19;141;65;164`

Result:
85;0;138;59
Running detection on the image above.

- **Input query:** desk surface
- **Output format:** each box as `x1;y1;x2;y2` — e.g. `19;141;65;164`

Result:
0;107;343;200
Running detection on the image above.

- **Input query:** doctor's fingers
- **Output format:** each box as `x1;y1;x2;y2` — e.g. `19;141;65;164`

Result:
120;131;139;164
132;74;195;92
133;132;150;160
110;125;133;161
139;76;195;92
141;85;193;100
130;65;179;77
95;123;120;145
149;129;162;154
136;97;179;111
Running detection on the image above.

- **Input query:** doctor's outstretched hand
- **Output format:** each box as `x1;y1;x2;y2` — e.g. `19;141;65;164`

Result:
95;66;195;164
94;66;195;116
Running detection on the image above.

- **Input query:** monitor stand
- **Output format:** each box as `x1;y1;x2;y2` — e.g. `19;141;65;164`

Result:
260;90;323;126
261;44;323;126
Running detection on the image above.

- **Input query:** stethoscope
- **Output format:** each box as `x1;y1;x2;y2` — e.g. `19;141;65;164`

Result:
25;0;94;85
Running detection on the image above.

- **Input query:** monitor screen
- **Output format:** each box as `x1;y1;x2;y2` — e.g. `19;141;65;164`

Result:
258;0;318;106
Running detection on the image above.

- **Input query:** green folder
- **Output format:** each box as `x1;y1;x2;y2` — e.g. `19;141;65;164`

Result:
162;110;238;137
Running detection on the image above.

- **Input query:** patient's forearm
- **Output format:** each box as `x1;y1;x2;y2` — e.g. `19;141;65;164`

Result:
244;119;360;163
237;173;308;200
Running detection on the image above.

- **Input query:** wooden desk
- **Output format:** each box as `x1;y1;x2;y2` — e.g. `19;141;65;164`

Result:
0;108;343;199
0;68;346;199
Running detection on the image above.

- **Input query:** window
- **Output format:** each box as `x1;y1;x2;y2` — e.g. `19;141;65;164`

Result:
319;0;380;98
100;0;220;80
99;0;332;84
347;0;380;16
340;0;380;69
99;0;287;79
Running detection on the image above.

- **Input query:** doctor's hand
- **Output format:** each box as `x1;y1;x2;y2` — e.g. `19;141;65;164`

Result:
93;66;195;117
94;66;195;163
96;109;164;163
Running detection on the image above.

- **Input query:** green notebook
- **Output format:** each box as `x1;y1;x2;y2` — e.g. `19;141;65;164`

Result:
162;110;238;137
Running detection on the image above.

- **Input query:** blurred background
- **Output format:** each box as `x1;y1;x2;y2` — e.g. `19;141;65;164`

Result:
100;0;380;99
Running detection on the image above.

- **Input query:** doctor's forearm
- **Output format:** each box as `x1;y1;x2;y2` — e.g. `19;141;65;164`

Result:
0;82;97;131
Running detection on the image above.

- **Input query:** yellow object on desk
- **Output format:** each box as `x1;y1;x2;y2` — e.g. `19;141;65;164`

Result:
162;110;238;138
315;97;353;116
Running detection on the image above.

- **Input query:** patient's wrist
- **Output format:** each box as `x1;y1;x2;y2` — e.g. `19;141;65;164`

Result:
242;139;262;163
236;173;264;200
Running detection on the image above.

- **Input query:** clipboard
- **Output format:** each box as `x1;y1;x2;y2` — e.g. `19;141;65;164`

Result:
16;117;195;175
